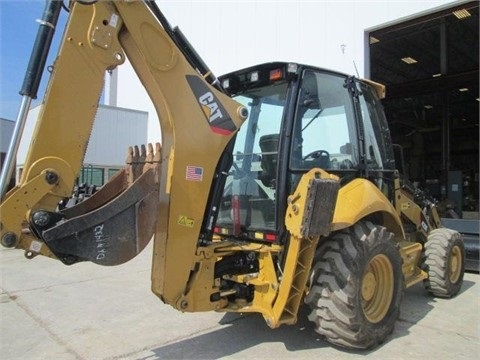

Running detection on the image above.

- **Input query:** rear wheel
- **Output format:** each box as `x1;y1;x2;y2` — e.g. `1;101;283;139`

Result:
423;228;465;298
305;221;403;349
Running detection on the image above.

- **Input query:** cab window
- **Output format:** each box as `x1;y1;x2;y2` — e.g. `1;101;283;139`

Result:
290;70;358;171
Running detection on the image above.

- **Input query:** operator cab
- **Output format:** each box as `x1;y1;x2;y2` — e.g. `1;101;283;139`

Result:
214;62;395;244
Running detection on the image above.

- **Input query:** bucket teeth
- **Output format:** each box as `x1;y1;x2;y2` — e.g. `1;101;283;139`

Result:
154;143;161;162
126;142;162;184
145;143;154;163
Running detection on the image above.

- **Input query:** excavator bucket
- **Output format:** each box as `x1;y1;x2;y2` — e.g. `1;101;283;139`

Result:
33;144;161;266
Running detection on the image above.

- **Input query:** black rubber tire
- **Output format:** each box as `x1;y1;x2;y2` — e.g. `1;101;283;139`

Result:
305;221;403;350
423;228;465;298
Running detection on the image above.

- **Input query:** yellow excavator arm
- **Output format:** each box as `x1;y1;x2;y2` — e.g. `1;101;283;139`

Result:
0;0;247;304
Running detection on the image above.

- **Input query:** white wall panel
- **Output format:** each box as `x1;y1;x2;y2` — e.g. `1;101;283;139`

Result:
17;105;148;168
0;118;15;153
84;105;148;165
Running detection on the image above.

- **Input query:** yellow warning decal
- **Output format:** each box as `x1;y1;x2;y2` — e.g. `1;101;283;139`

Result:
178;215;195;228
401;202;411;210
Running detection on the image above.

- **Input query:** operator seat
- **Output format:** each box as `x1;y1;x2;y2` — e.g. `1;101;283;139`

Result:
259;134;279;188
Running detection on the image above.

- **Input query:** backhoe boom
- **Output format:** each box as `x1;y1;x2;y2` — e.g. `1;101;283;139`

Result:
0;0;247;306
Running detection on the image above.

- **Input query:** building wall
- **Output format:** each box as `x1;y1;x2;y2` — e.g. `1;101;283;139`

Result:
1;118;16;189
0;118;15;153
84;105;148;165
17;105;148;186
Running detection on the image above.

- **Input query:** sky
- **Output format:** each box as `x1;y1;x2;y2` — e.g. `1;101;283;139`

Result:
0;1;67;121
0;0;456;130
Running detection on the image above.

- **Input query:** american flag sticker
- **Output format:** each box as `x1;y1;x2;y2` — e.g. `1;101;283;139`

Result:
186;165;204;181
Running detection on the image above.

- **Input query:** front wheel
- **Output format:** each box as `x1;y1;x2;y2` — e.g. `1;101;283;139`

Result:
423;228;465;298
305;221;403;350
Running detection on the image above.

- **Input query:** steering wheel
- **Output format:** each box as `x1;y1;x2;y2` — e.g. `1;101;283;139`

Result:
303;150;330;161
302;150;330;169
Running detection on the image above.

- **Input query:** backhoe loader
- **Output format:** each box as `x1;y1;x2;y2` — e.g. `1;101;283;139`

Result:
0;0;465;350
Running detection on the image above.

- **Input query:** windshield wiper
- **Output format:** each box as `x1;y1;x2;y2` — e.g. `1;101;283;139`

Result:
302;107;324;132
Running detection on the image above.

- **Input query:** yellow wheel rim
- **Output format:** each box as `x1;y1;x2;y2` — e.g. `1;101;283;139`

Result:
449;245;462;283
361;254;394;324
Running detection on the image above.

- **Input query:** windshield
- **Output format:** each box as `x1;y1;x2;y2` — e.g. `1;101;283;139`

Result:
215;81;288;235
290;70;358;171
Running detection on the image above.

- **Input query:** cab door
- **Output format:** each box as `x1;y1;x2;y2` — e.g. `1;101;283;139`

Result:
355;80;396;200
289;69;359;185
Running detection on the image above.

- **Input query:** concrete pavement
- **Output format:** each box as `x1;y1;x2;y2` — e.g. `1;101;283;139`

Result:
1;243;479;359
